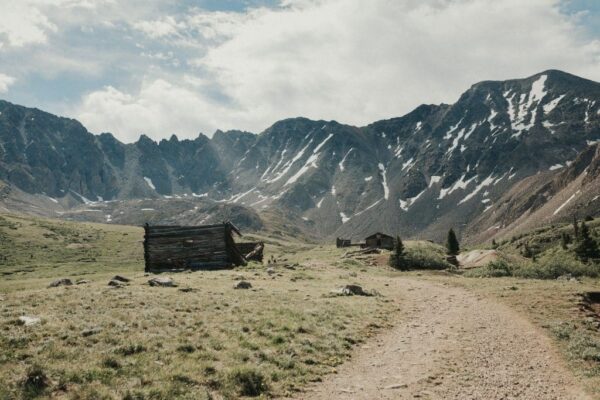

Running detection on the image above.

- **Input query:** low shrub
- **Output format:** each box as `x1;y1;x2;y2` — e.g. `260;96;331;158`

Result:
464;260;512;278
464;251;599;280
21;364;49;399
226;366;269;397
513;254;598;279
390;246;451;271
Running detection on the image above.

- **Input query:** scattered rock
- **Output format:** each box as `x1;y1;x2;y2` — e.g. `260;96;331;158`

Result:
233;275;246;281
48;278;73;288
18;316;41;326
108;279;124;287
178;287;196;293
283;263;298;270
81;327;102;337
266;267;276;275
112;275;131;283
384;383;408;390
75;279;90;285
148;277;177;287
333;284;373;296
234;281;252;289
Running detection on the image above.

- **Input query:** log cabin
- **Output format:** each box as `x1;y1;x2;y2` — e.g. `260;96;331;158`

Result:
143;222;263;272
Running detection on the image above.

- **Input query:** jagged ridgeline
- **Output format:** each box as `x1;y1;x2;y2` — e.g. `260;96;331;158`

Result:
0;70;598;242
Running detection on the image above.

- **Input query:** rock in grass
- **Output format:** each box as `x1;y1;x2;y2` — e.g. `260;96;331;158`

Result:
148;277;177;287
18;316;41;326
108;279;124;287
111;275;131;283
48;278;73;288
81;327;102;337
334;284;372;296
266;267;276;275
234;281;252;289
75;279;90;285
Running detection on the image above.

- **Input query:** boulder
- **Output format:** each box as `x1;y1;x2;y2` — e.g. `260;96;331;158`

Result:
75;279;90;285
266;267;276;275
81;327;102;337
334;284;372;296
18;316;41;326
108;279;124;287
148;277;177;287
48;278;73;288
234;281;252;289
111;275;131;283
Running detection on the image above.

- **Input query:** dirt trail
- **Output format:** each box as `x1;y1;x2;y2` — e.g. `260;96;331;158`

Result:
293;278;589;400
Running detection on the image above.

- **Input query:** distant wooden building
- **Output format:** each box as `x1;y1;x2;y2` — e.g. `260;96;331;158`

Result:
336;238;352;248
364;232;394;250
143;222;263;272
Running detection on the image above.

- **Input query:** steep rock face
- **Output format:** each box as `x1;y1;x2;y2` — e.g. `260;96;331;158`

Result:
466;144;600;244
0;101;119;200
219;70;599;241
0;70;598;242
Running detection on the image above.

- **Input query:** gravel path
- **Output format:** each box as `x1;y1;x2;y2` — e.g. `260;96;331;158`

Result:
292;278;589;400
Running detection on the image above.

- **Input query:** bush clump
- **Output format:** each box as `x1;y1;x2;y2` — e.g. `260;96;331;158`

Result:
21;364;49;399
464;260;512;278
405;245;452;270
226;367;269;397
464;252;599;279
513;253;598;279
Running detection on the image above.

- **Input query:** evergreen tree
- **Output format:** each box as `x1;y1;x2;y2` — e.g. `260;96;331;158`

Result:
561;232;571;250
573;215;579;239
389;235;408;270
573;222;600;262
522;242;533;258
491;239;498;249
446;229;460;256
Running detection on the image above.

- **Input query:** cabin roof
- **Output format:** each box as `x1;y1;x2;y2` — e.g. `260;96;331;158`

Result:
364;232;394;240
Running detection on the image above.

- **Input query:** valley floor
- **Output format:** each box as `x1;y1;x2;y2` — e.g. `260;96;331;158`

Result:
293;277;589;400
1;213;599;399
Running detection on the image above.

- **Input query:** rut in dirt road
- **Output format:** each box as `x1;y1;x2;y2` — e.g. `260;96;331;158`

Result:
292;278;589;400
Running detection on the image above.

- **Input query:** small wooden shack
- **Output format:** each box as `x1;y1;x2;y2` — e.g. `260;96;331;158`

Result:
143;222;262;272
336;238;352;248
364;232;394;250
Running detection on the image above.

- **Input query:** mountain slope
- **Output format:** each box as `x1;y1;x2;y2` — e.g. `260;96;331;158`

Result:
0;70;598;242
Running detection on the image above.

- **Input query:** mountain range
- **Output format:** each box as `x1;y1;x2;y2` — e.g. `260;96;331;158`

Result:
0;69;598;243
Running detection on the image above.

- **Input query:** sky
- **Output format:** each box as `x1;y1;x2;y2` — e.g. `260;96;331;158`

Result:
0;0;599;143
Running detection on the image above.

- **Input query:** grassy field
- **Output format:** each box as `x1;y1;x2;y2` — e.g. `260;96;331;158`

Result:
0;213;399;399
2;212;600;398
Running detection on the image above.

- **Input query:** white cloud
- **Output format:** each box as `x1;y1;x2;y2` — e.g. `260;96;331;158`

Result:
0;2;57;47
71;0;600;141
76;79;260;142
0;73;16;93
133;16;185;39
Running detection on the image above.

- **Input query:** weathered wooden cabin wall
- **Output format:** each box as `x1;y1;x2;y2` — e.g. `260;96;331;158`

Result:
144;223;245;271
236;242;264;262
364;233;394;250
336;238;352;248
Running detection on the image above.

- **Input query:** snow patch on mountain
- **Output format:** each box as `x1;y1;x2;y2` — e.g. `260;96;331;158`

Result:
339;148;354;171
378;163;389;200
429;176;441;187
543;94;565;114
438;174;477;200
458;175;495;204
340;212;350;223
399;189;426;211
553;190;580;215
143;177;156;190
